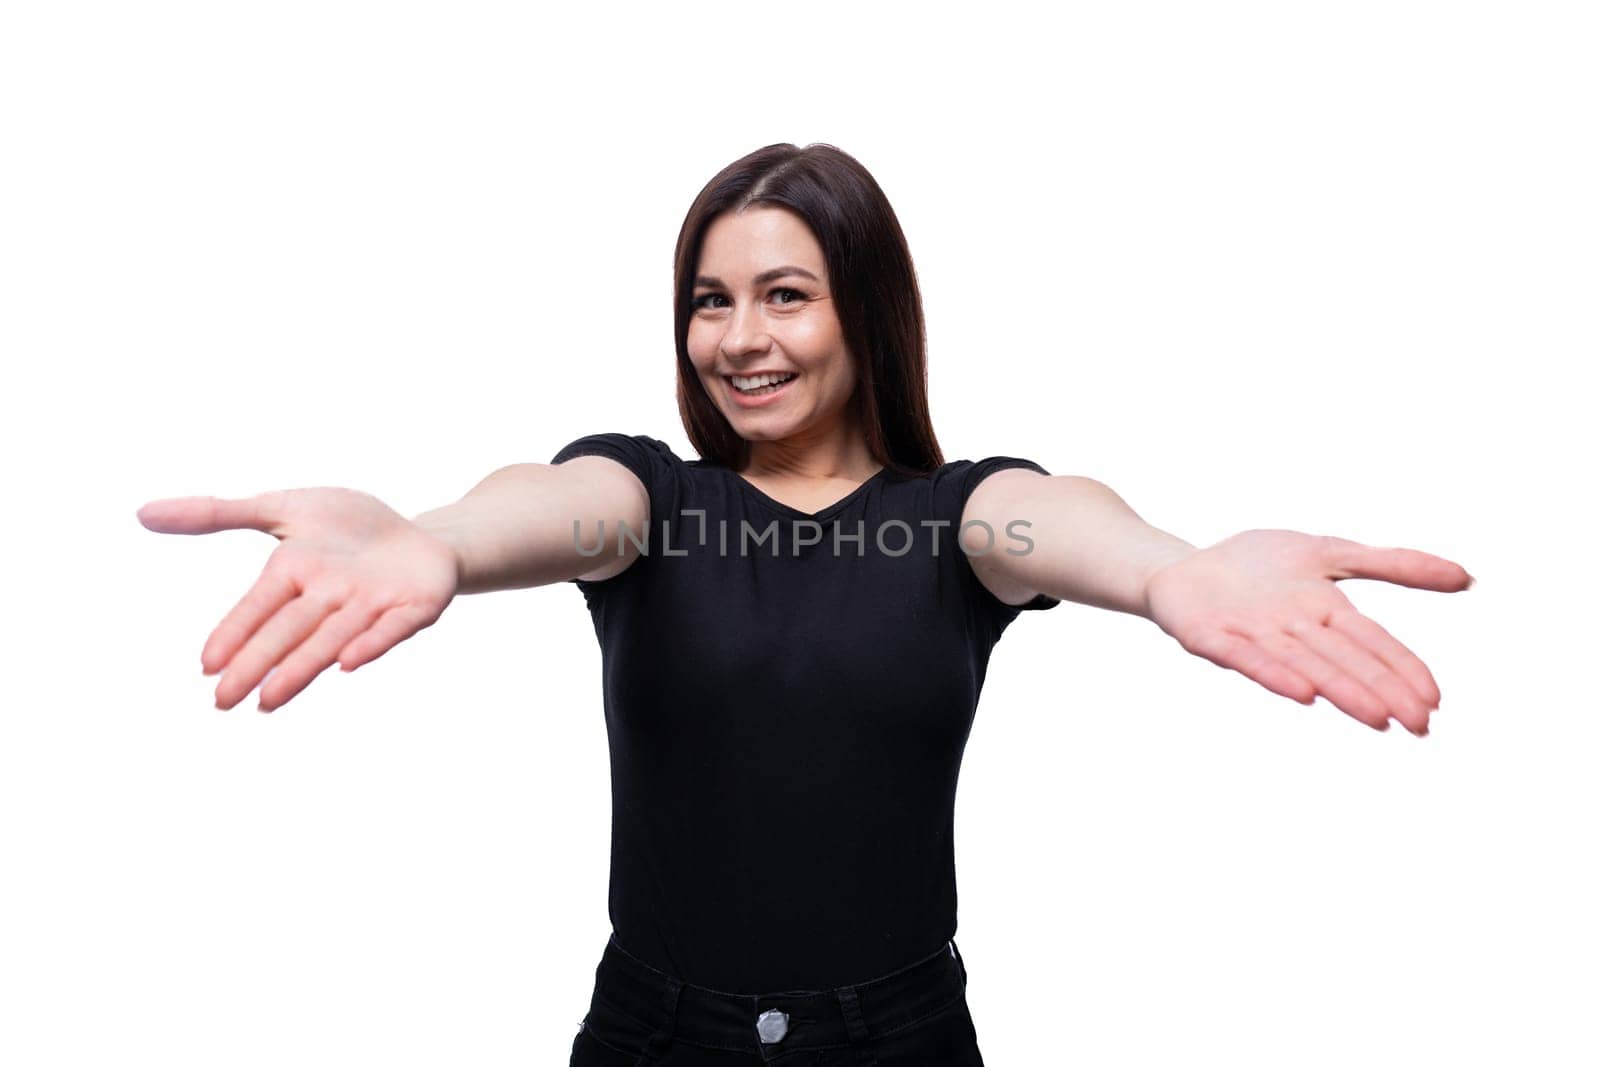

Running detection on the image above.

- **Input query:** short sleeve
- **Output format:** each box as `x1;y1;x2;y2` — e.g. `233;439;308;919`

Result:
548;432;679;589
954;456;1062;626
550;432;673;493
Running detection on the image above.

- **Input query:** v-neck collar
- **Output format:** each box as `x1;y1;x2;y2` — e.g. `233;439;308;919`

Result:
724;466;891;522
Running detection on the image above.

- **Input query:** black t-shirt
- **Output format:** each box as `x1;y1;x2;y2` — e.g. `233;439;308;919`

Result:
549;432;1060;993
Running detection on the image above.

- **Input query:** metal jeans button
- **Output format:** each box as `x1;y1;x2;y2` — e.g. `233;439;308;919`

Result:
756;1008;789;1044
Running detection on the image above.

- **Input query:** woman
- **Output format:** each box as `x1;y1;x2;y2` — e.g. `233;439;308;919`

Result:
137;143;1472;1065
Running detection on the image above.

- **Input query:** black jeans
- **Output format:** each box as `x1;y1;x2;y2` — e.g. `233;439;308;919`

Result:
570;933;985;1066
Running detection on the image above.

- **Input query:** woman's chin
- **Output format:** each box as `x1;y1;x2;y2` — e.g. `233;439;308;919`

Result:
725;415;793;439
721;395;803;429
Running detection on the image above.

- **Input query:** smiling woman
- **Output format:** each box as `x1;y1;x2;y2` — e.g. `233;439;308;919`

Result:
671;144;942;493
685;204;888;508
137;141;1472;1067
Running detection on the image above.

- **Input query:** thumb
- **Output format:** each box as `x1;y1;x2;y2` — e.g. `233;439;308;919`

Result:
136;490;289;536
1320;535;1474;592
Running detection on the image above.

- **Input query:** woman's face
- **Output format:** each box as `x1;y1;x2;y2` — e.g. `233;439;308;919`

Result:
686;206;859;448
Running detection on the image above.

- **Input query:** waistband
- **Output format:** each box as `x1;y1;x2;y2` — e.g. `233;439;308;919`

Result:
587;933;971;1059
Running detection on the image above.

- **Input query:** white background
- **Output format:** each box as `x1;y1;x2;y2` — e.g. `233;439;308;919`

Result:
3;1;1594;1063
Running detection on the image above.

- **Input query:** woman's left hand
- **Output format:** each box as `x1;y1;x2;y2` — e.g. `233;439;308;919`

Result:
1142;529;1473;736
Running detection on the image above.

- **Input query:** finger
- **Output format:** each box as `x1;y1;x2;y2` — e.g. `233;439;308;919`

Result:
214;593;339;710
1247;623;1392;731
257;599;384;712
1325;608;1442;712
337;602;440;672
137;491;288;537
1184;626;1319;705
1319;536;1473;593
201;569;298;676
1287;615;1432;736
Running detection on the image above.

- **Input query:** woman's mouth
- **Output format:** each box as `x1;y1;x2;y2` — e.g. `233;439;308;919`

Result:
724;372;798;406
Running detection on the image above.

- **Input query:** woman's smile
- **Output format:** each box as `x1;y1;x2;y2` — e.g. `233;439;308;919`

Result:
686;206;861;446
724;371;799;406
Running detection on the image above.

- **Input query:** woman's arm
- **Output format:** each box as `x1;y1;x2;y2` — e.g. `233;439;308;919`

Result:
961;468;1472;735
137;454;649;711
412;455;649;596
962;469;1197;616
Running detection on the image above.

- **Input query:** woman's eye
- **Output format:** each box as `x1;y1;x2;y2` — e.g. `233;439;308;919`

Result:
690;289;805;311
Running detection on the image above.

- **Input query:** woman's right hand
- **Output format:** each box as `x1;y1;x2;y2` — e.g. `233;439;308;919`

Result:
137;487;461;712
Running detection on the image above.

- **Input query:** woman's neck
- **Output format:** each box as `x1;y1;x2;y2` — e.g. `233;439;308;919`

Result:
740;415;880;483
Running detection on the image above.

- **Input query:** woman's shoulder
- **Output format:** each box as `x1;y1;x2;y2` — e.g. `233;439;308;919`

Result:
548;434;698;510
550;431;693;471
915;454;1053;500
550;431;677;460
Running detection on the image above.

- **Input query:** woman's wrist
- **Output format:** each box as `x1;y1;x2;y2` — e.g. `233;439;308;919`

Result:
1135;540;1201;621
410;507;472;592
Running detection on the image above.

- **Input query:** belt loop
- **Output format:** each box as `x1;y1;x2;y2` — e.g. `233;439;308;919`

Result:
638;974;683;1063
835;985;880;1067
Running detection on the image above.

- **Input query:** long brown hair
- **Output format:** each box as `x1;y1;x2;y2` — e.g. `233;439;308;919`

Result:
672;143;944;476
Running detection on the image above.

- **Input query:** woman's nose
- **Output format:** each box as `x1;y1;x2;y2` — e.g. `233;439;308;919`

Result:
718;301;771;357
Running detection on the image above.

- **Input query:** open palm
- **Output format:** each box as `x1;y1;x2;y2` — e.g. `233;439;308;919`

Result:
137;488;459;712
1143;529;1472;736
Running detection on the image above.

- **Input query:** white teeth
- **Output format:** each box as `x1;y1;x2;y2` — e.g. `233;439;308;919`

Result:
731;372;797;390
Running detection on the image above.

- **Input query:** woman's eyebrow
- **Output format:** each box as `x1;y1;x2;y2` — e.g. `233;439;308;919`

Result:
693;266;821;289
